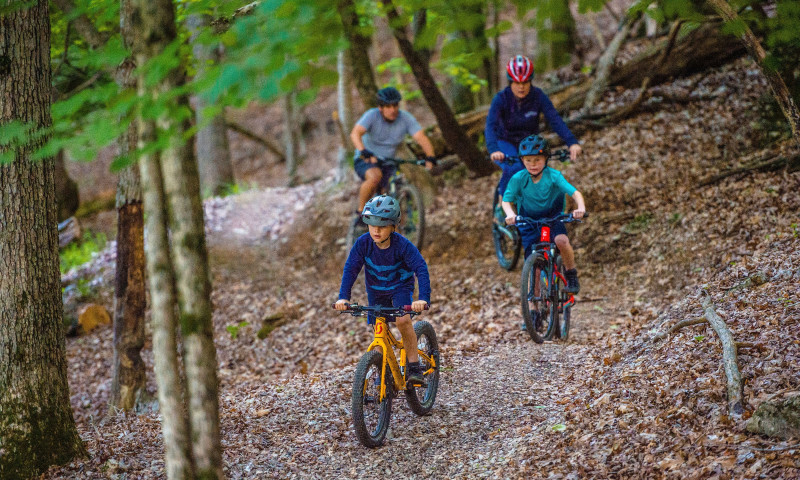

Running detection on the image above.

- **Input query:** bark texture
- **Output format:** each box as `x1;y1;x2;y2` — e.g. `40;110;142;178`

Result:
700;294;744;416
110;0;147;413
385;1;493;177
337;0;378;108
0;2;86;477
187;13;235;196
131;0;223;477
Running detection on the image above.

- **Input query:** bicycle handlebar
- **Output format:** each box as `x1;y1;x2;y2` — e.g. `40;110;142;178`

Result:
515;212;589;226
332;303;429;318
362;155;428;167
491;149;571;165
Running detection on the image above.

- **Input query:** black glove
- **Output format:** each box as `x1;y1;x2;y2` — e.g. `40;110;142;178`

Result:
359;149;374;161
425;156;437;166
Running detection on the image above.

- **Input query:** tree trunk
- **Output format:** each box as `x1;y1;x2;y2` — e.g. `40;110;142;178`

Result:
283;92;300;186
706;0;800;144
534;0;576;72
187;13;235;196
54;149;80;220
108;0;147;414
0;2;86;478
337;0;378;108
336;50;354;183
385;1;493;177
584;14;637;109
131;1;223;477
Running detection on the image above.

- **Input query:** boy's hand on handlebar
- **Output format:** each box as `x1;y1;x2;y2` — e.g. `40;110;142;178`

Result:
411;300;428;312
505;215;517;225
572;208;585;220
569;144;582;161
334;299;350;311
490;151;505;162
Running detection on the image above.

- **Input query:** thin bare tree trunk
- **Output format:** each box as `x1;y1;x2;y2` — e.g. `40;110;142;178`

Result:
0;2;86;477
283;92;300;186
385;1;493;176
187;13;235;196
707;0;800;144
584;14;637;109
336;50;354;183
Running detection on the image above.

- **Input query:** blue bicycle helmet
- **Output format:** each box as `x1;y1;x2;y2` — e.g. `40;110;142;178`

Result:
518;134;549;157
362;195;400;226
376;87;402;106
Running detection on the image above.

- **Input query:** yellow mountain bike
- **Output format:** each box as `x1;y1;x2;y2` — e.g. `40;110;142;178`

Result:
336;304;439;448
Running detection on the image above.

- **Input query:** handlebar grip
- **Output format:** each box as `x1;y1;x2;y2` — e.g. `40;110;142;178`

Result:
402;304;430;311
332;302;350;309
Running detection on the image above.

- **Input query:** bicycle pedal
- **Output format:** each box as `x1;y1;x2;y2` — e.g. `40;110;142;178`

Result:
406;379;427;389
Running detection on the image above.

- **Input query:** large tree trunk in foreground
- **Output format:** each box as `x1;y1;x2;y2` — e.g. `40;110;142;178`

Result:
131;0;223;477
337;0;378;109
0;2;86;477
706;0;800;144
385;1;494;176
188;13;235;196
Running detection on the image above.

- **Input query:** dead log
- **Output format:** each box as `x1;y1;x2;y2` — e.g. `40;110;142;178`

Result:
557;22;746;114
699;151;800;186
700;292;744;416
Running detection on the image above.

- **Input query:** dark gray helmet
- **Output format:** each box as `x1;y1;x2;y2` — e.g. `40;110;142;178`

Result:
362;195;400;226
376;87;402;106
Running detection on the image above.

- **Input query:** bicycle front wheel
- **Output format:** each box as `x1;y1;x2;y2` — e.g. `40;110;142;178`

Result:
521;253;557;343
352;350;393;447
396;184;425;249
405;321;440;415
493;224;522;271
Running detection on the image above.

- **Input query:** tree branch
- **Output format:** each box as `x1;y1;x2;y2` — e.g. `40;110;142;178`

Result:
701;292;744;416
225;120;286;162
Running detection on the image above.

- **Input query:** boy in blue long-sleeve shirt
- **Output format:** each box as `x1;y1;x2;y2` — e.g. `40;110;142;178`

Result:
335;194;431;386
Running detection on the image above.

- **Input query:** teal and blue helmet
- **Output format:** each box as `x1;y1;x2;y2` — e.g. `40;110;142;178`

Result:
362;195;400;226
518;134;549;157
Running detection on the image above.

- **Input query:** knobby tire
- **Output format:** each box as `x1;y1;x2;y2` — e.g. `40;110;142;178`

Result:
352;350;393;448
521;253;557;343
405;321;440;415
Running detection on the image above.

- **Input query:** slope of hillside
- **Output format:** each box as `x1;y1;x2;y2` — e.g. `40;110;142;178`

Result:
49;57;799;478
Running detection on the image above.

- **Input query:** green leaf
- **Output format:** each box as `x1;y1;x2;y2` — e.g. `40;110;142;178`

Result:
551;423;567;432
693;335;705;342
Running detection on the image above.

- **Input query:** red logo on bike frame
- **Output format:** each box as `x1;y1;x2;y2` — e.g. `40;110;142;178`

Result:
540;226;551;243
375;324;384;335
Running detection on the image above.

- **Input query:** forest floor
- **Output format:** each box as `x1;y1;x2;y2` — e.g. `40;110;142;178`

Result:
49;57;799;479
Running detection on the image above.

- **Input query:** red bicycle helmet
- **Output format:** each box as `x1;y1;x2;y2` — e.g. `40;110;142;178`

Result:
506;55;534;83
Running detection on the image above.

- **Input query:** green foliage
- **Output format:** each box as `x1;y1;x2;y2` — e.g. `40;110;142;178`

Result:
693;335;705;342
623;212;654;234
227;321;250;339
60;232;107;274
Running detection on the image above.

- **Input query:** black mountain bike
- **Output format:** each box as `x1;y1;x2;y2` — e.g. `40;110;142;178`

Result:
347;157;426;250
492;149;570;271
517;212;587;343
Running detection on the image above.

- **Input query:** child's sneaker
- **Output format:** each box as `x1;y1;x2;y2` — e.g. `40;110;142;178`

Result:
564;269;580;294
405;361;427;388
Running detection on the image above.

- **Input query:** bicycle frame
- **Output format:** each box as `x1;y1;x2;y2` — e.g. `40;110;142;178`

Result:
368;316;437;402
522;217;578;308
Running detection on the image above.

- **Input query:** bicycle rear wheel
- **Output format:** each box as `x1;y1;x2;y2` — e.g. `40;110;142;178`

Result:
345;215;367;251
395;184;425;249
493;224;521;271
521;253;557;343
352;350;393;447
405;321;440;415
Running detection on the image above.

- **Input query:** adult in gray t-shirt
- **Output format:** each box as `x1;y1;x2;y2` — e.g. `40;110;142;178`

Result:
350;87;436;213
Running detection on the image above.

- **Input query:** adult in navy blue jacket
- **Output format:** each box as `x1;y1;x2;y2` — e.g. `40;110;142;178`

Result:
485;55;582;200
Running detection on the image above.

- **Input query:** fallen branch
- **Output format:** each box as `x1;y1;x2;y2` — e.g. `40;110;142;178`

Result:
226;120;286;162
701;291;744;416
651;317;708;342
736;342;769;353
698;152;800;186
